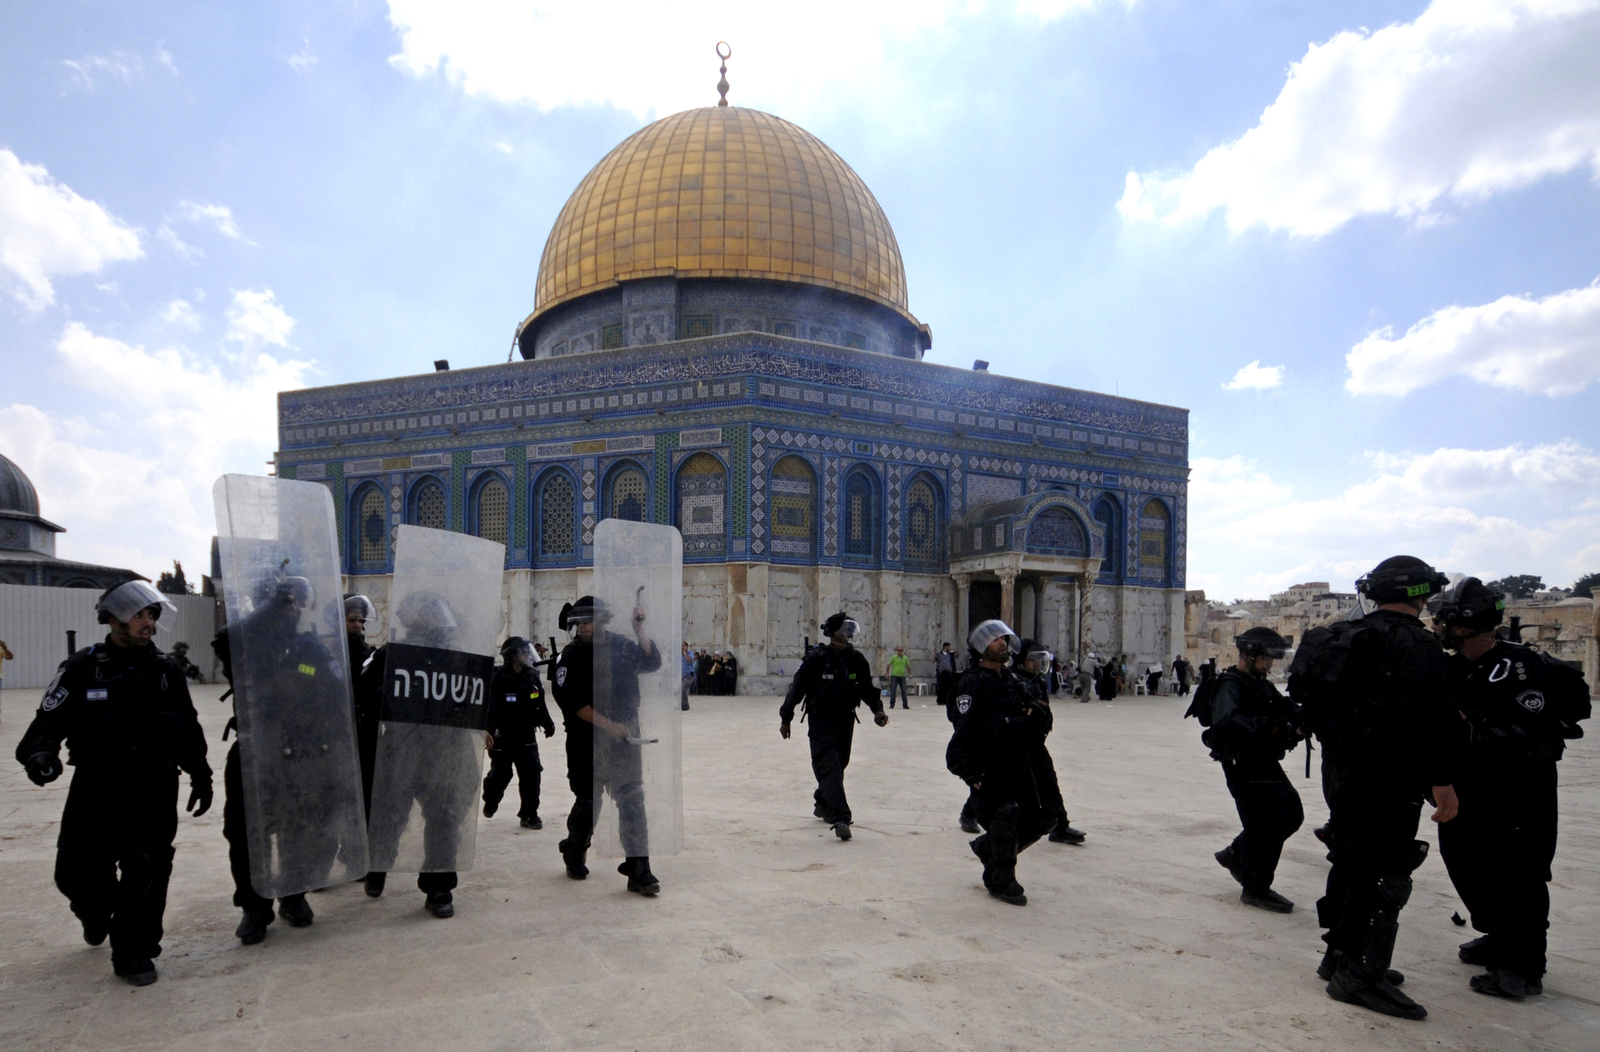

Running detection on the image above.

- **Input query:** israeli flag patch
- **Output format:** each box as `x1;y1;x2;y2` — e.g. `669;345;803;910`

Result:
506;694;518;704
956;694;972;715
86;688;109;701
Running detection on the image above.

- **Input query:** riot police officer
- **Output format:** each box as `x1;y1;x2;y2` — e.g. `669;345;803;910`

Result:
344;595;379;813
1289;555;1462;1021
1203;627;1303;913
212;575;349;943
946;620;1054;906
778;612;889;842
1016;639;1085;845
483;637;555;829
1432;577;1590;999
15;581;212;986
552;595;663;893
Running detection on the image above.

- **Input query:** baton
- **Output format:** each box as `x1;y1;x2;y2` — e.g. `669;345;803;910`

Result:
625;735;660;745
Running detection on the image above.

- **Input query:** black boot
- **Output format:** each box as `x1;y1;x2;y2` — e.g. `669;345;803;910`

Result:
520;814;543;829
1458;934;1495;966
1470;968;1542;999
1324;875;1425;1021
277;893;314;927
235;910;274;945
1215;845;1246;887
620;856;660;895
1048;816;1085;845
559;838;589;879
1327;958;1426;1020
425;890;454;918
1240;887;1294;913
364;871;386;898
1318;946;1403;985
113;957;158;986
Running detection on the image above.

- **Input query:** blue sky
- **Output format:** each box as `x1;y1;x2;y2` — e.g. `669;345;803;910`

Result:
2;0;1596;598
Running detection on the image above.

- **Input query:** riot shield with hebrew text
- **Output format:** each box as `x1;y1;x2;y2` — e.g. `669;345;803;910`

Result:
592;518;683;858
213;474;368;898
368;525;503;874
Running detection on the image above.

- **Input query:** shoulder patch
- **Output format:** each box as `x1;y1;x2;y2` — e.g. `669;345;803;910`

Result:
956;694;973;715
556;667;567;687
1516;689;1546;713
42;687;68;711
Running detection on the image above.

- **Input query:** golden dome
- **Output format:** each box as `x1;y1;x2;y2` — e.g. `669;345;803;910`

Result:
525;106;915;331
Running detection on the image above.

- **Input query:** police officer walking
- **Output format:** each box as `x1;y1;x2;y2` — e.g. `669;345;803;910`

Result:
946;619;1055;905
345;595;379;814
483;637;555;829
1016;639;1086;845
1200;628;1303;913
14;581;212;986
551;595;664;893
1432;577;1590;999
778;612;889;841
1288;555;1462;1021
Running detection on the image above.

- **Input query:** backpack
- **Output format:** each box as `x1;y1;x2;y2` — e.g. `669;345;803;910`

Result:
1532;649;1591;740
1286;618;1374;740
1183;676;1221;727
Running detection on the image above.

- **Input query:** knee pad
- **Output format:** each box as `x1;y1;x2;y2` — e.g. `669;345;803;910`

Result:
1375;873;1413;911
1409;839;1430;872
989;802;1020;839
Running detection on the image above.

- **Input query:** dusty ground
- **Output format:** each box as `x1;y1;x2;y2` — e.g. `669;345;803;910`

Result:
0;685;1595;1051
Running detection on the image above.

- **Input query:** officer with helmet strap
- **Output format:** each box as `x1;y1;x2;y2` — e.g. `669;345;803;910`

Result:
482;636;555;829
15;580;212;987
778;612;888;842
1296;555;1463;1021
1203;627;1304;913
1432;577;1590;1000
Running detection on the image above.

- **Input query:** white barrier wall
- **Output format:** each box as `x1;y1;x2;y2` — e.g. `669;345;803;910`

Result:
0;584;221;690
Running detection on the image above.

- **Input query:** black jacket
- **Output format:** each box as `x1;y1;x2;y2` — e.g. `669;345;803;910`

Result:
17;637;210;783
487;664;554;748
945;666;1050;788
778;644;882;724
1204;667;1302;762
1451;640;1577;763
552;631;663;751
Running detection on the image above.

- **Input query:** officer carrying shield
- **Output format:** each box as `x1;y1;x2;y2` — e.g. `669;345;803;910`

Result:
946;619;1053;905
1432;577;1590;999
213;573;355;944
552;595;664;893
1203;627;1304;914
14;580;212;986
1290;555;1462;1021
483;637;555;829
778;611;889;842
345;595;379;813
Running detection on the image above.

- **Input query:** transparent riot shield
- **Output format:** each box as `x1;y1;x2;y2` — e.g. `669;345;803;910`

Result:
592;518;683;858
213;474;368;898
368;525;504;874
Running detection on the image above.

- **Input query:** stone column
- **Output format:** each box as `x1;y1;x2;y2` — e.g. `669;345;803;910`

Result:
951;572;972;651
999;569;1017;630
1031;577;1045;640
815;565;841;648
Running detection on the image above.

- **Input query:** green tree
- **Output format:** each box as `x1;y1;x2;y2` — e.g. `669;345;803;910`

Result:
1486;574;1542;599
1572;572;1600;599
156;560;194;595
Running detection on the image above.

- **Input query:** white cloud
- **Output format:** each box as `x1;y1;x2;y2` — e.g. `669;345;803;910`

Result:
173;201;244;241
162;298;201;329
1119;0;1600;237
384;1;1115;117
0;149;143;310
286;38;318;72
1187;442;1600;599
157;224;202;260
225;289;295;352
1346;280;1600;396
1222;360;1284;390
62;51;146;92
0;323;313;577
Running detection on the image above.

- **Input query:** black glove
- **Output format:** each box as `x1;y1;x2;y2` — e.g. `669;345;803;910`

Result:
186;779;214;817
24;752;61;786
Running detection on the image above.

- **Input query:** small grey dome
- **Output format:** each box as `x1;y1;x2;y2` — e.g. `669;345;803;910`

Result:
0;453;41;517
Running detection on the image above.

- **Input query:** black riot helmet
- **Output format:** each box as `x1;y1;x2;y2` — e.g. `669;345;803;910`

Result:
1356;555;1450;605
820;611;859;641
1018;638;1052;676
558;595;609;632
1430;577;1506;634
1234;627;1290;659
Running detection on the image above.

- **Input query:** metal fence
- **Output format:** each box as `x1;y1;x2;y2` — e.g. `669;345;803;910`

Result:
0;584;221;690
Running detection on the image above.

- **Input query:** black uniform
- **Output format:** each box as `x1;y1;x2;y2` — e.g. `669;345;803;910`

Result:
946;666;1054;894
778;643;883;824
1438;641;1584;982
348;633;378;814
213;616;351;917
15;639;210;971
1017;669;1071;832
483;663;555;822
1302;610;1462;979
1205;667;1304;893
552;631;662;859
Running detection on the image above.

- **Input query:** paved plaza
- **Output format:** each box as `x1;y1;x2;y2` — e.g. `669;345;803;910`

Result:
1;685;1596;1051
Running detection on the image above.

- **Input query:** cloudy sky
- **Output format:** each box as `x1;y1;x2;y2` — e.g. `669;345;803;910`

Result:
1;0;1597;599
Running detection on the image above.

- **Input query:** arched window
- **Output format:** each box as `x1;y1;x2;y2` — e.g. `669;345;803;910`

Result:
1094;495;1122;581
904;476;940;566
538;472;575;557
677;452;727;557
608;465;647;522
473;475;509;546
1139;498;1171;584
843;468;876;560
1026;506;1087;556
354;485;387;568
412;478;447;531
769;455;816;559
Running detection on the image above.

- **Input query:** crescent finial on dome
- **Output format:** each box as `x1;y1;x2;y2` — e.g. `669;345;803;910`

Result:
716;42;731;107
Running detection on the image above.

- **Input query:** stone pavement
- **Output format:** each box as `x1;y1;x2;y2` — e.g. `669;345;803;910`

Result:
1;685;1596;1051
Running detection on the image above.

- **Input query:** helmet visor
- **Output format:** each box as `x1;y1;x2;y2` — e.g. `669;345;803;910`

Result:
99;580;176;628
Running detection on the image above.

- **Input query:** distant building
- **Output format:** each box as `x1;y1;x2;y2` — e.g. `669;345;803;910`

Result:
0;452;140;590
